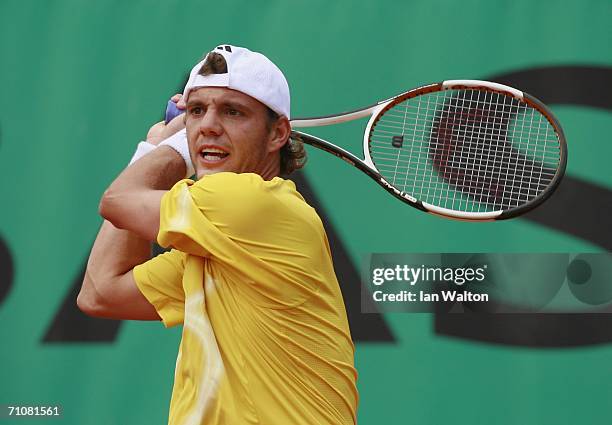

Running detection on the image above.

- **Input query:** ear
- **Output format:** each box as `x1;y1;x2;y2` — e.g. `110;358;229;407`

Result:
267;116;291;153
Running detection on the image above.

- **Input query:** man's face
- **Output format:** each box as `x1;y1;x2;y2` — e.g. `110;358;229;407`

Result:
184;87;277;179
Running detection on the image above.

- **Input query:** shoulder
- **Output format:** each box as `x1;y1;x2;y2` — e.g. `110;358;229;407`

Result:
191;172;287;195
190;172;323;238
189;172;304;212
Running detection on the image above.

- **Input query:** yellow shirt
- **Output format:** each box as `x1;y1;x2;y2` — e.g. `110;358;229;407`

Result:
133;172;358;425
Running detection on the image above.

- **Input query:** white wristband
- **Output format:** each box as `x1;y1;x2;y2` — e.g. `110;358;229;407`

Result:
128;141;157;166
158;129;195;178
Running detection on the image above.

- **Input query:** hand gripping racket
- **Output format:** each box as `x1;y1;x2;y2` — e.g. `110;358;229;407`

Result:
289;80;567;221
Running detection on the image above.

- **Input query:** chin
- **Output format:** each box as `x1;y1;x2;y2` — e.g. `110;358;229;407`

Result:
195;167;230;180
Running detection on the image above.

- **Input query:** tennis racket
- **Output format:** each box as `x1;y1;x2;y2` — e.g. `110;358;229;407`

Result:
290;80;567;221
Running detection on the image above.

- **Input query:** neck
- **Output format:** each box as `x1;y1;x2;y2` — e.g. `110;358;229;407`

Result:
258;154;281;180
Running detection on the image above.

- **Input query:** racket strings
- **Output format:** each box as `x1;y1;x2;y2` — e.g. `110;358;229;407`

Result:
368;89;561;213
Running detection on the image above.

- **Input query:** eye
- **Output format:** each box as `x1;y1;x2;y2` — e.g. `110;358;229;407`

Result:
189;106;204;116
226;108;243;117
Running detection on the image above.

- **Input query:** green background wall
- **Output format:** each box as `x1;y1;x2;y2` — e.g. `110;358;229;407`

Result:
1;0;611;424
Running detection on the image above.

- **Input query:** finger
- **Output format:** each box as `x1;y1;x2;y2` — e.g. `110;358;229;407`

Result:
171;93;182;103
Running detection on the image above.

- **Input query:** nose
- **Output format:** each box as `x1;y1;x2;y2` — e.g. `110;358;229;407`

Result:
197;108;223;137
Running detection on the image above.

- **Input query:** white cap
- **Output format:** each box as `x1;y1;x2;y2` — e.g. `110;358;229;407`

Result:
182;44;291;119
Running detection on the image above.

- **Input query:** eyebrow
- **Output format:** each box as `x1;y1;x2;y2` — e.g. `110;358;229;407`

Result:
186;98;252;112
186;99;204;108
223;100;251;111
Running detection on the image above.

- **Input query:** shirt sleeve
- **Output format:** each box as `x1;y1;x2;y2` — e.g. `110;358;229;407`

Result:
157;172;321;307
133;249;186;327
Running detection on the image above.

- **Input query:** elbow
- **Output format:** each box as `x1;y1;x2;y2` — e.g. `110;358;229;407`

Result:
99;188;115;221
76;291;96;317
77;276;108;318
77;293;113;319
99;188;124;228
76;291;102;318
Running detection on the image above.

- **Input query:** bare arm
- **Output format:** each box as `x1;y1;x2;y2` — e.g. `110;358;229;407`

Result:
78;112;187;320
99;146;185;241
77;221;160;320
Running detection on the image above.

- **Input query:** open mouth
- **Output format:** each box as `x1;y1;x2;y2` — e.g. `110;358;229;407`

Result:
199;147;230;163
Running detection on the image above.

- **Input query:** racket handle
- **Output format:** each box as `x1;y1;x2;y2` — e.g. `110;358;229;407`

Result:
165;100;183;124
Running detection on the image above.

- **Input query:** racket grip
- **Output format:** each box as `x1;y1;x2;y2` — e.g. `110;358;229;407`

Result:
165;100;183;124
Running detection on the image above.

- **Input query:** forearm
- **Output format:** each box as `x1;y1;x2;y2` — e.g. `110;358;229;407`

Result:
113;145;186;192
100;146;186;240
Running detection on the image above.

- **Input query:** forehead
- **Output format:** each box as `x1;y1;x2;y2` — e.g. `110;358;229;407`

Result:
187;86;264;110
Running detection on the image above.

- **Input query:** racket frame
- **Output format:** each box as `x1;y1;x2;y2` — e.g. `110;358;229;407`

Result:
290;80;567;221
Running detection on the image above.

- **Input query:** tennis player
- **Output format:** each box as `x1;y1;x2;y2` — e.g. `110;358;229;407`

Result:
77;44;358;424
